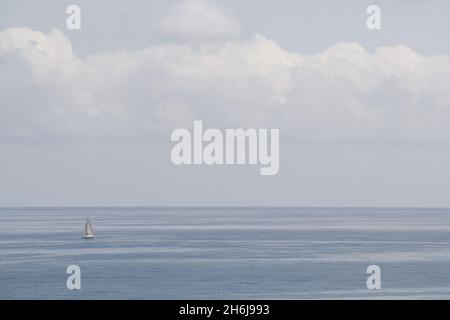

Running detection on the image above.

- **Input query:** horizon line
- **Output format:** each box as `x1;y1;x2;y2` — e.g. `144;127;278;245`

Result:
0;205;450;210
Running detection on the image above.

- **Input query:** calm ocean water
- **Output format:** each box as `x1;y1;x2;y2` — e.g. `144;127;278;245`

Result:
1;207;450;299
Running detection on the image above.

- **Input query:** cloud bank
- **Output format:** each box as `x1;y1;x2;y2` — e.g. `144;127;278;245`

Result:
1;26;450;142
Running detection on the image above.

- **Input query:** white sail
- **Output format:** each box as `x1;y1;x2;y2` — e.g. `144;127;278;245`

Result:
83;218;95;238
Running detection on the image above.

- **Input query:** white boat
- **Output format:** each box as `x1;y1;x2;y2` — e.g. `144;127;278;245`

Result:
82;218;96;239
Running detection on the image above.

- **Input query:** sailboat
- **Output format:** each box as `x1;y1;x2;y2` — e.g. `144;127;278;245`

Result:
82;218;96;239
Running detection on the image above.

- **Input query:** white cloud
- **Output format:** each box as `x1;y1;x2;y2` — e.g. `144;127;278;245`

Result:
158;0;241;38
1;27;450;142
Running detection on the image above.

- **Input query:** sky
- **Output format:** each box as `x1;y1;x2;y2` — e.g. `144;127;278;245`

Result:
1;0;450;207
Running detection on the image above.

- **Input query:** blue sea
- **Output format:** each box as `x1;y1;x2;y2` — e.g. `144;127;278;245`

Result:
1;207;450;299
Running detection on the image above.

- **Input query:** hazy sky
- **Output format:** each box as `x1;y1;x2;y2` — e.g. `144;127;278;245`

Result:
1;0;450;207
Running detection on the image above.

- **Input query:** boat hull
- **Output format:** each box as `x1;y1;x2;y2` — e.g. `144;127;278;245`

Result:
82;235;96;239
